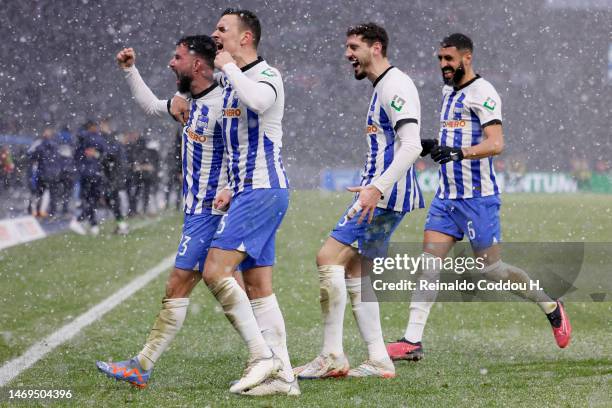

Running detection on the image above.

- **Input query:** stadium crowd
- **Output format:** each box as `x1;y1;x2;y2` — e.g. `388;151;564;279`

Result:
0;118;181;235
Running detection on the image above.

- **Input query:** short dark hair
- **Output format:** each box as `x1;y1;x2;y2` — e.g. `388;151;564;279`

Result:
346;22;388;57
176;35;217;69
440;33;473;52
222;8;261;48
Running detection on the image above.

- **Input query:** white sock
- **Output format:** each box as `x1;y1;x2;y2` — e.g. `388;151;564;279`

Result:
208;277;271;360
251;294;294;381
405;253;440;343
482;260;557;314
346;276;390;364
137;297;189;370
319;265;347;356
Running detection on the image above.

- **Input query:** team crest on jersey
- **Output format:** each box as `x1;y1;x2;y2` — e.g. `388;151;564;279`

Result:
187;129;207;143
483;97;496;111
390;95;405;112
195;115;209;131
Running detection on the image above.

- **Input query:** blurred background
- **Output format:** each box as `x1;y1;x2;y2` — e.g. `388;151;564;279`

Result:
0;0;610;224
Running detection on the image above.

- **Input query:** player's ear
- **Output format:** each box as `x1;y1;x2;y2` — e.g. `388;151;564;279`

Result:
463;51;472;66
240;31;253;47
373;41;383;57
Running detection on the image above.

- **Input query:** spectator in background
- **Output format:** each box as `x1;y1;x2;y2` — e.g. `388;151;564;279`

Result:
0;145;15;194
123;130;143;217
100;118;129;234
74;120;106;235
56;125;77;217
136;138;160;215
164;127;183;211
27;127;62;217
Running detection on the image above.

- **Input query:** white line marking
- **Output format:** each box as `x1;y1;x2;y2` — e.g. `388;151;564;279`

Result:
0;254;176;387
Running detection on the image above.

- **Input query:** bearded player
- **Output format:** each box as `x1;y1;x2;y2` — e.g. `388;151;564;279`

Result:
96;35;229;388
387;33;571;362
295;22;425;379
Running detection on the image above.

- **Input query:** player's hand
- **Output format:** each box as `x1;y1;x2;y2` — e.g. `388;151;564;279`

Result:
116;47;135;69
431;145;464;164
420;139;438;157
346;185;382;224
215;51;236;70
170;95;190;124
214;188;232;211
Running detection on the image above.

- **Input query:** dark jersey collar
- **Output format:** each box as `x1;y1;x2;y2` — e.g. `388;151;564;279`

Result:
373;66;394;88
453;74;481;91
241;56;264;72
191;82;218;99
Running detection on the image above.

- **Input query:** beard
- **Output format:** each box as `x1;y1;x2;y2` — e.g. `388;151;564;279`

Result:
442;62;466;86
177;74;192;93
354;70;367;80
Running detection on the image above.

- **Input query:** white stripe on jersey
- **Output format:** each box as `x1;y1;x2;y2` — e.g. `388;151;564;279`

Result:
181;84;228;215
219;57;289;193
359;67;424;213
437;76;502;199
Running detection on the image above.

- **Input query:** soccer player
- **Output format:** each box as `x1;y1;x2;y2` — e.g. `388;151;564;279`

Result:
96;35;229;388
386;33;571;361
295;23;424;379
201;9;297;396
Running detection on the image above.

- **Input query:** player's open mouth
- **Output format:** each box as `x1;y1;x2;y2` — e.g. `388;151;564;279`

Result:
350;59;360;69
442;69;453;78
215;42;223;51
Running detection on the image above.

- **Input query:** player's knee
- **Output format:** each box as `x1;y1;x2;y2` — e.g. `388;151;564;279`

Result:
481;260;508;281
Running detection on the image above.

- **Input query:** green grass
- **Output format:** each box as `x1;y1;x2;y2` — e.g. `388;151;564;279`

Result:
0;191;610;407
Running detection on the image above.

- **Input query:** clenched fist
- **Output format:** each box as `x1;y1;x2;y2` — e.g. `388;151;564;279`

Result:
116;47;135;69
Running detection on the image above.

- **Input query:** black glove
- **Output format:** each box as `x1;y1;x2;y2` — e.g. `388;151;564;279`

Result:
420;139;437;157
431;145;464;164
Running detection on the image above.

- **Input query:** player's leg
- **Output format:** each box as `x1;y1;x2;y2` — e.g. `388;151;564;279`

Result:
205;189;289;393
294;237;353;379
241;265;300;396
344;254;395;378
388;197;459;361
96;213;219;387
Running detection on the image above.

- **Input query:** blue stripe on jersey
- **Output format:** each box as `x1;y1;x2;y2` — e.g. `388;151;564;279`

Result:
365;135;378;184
188;139;203;215
489;156;500;194
378;107;397;207
181;129;188;210
415;168;425;208
278;152;289;188
469;109;482;198
403;165;412;212
205;122;224;202
452;94;466;197
263;133;280;188
379;107;395;170
245;109;259;190
228;98;241;192
440;91;456;199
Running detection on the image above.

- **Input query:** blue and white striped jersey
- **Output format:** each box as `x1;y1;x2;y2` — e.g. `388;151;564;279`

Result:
360;67;424;213
437;76;502;199
181;83;228;214
219;57;289;194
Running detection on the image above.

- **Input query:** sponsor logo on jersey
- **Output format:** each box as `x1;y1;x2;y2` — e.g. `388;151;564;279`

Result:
366;125;378;134
390;95;406;112
187;129;207;143
441;120;467;128
483;97;496;111
261;68;277;78
223;108;242;117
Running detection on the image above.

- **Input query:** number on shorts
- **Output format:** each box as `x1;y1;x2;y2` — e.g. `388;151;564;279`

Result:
467;220;476;240
338;215;348;227
216;214;228;234
178;234;191;256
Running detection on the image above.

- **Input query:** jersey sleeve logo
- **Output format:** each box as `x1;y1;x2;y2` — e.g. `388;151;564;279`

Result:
390;95;406;112
260;68;277;78
483;97;497;111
